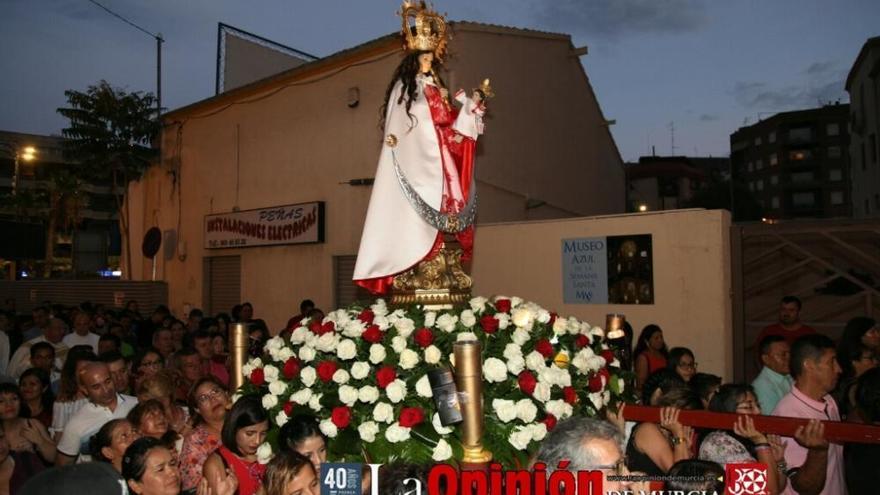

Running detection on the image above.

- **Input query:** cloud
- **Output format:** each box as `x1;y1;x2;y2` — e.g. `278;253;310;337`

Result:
532;0;708;39
804;61;835;76
733;78;847;110
699;114;720;122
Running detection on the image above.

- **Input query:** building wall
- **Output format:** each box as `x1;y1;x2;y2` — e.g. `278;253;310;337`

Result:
471;209;733;379
127;26;625;329
848;43;880;218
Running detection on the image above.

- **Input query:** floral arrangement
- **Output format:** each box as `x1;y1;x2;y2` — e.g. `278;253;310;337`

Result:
237;296;634;468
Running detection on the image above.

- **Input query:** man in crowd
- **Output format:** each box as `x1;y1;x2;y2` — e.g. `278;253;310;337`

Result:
173;347;206;402
187;308;204;332
752;335;793;414
62;312;100;354
286;299;315;331
22;306;50;341
56;361;137;465
773;334;845;495
191;330;229;386
152;327;175;360
756;296;816;348
101;351;131;395
29;342;61;393
8;317;69;378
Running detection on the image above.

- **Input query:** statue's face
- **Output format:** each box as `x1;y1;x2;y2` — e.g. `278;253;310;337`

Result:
418;52;434;73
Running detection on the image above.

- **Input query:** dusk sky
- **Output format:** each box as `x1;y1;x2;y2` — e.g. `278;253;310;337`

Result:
2;0;878;162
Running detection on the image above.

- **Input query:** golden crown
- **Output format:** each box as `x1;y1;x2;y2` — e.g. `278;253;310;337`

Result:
399;1;448;58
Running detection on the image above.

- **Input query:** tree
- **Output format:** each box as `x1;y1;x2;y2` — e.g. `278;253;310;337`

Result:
57;80;159;278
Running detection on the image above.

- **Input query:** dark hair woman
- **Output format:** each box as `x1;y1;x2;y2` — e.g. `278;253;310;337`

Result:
132;347;165;393
279;414;328;474
0;382;55;491
203;395;269;495
633;324;668;389
90;418;139;473
122;437;181;495
626;388;702;479
264;451;318;495
178;376;229;493
835;317;879;418
51;345;96;441
128;399;181;455
667;347;697;383
19;367;54;429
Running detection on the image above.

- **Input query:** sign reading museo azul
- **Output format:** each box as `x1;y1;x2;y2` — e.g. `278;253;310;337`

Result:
204;201;325;249
562;234;654;305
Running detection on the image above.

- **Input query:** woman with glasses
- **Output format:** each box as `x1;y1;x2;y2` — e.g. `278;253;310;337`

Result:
698;384;787;495
91;418;140;473
133;348;166;392
178;376;229;494
667;347;697;383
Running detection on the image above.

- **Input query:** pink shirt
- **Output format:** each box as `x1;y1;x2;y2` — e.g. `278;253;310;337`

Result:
772;385;845;495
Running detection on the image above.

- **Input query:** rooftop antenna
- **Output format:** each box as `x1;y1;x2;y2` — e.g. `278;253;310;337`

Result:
669;121;677;155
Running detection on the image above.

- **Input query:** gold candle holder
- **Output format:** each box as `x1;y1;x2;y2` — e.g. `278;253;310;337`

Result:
453;341;492;463
229;323;249;391
605;314;626;340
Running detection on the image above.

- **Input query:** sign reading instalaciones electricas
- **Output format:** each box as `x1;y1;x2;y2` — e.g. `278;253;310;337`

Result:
204;201;325;249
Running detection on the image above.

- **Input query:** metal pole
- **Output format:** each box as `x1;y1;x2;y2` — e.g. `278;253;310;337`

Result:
229;323;248;392
12;152;19;196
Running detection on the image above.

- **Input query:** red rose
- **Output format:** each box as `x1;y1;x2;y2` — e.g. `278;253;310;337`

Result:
589;369;610;392
413;328;434;348
601;350;615;364
283;358;301;379
535;339;554;358
495;299;511;313
331;406;352;429
479;314;499;334
398;407;425;428
548;312;558;327
283;401;295;416
518;370;537;395
574;335;590;349
376;366;397;389
542;414;558;431
358;309;375;324
250;368;265;386
316;361;338;383
563;386;578;405
362;324;384;343
309;319;323;335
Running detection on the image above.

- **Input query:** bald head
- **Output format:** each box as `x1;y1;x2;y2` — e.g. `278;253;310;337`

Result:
79;362;117;408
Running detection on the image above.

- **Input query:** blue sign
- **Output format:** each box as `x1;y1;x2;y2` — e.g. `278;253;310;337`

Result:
562;237;609;304
320;463;362;495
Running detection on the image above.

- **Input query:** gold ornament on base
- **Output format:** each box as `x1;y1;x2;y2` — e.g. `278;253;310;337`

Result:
391;238;472;309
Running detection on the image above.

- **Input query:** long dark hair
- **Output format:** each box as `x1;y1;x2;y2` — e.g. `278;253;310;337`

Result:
708;384;760;455
221;394;269;456
20;367;54;414
633;324;667;360
279;414;326;452
379;51;445;130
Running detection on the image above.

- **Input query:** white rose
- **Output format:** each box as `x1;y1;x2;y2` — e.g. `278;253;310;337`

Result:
508;427;532;450
290;388;313;405
533;382;551;402
342;319;366;338
506;356;525;375
432;439;453;461
275;410;289;427
299;346;316;363
277;347;295;362
358;385;380;404
525;351;547;371
351;361;370;380
372;402;394;423
511;308;533;329
510;296;524;308
336;339;357;360
571;348;595;374
290;327;310;343
503;343;523;361
385;379;407;403
385;423;411;443
358;421;380;443
300;367;316;387
552;317;568;335
618;377;626;393
591;325;605;338
587;355;607;372
435;314;458;333
432;412;453;434
536;308;551;324
268;381;287;396
308;393;323;411
496;313;510;330
529;423;548;442
262;394;278;409
424;345;442;364
415;375;433;398
469;296;488;314
370;299;388;317
332;369;350;384
373;315;390;331
338;385;358;406
545;399;574;420
483;357;508;383
319;419;338;438
492;398;517;423
511;328;529;346
314;333;338;352
242;357;262;378
456;332;478;343
515;398;538;423
589;391;606;410
369;344;387;364
256;442;274;464
567;317;582;335
393;318;416;338
459;309;477;328
391;336;408;354
423;311;437;328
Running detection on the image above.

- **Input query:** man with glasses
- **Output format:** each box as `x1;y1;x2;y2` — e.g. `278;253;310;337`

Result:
753;335;794;414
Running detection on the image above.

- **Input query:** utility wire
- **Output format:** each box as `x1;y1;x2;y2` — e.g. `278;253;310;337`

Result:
85;0;160;39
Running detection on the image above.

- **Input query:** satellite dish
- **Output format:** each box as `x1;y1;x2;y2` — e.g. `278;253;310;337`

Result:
142;227;162;258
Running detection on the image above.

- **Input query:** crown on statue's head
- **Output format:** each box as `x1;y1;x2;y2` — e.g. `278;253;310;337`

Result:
399;1;448;59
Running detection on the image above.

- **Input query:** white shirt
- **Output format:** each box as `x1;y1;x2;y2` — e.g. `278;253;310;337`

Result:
6;336;69;378
57;394;138;458
62;332;100;354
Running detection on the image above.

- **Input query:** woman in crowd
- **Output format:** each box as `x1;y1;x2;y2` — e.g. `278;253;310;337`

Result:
279;414;328;474
133;348;166;393
689;373;722;408
178;376;229;494
122;437;182;495
264;451;319;495
91;418;140;474
836;317;879;418
129;399;182;455
841;316;879;355
203;395;269;495
845;367;880;491
138;371;190;435
641;368;686;405
19;368;54;428
699;384;786;495
210;332;227;367
170;320;186;353
667;347;698;383
633;324;668;389
0;383;55;486
50;346;95;441
626;388;701;476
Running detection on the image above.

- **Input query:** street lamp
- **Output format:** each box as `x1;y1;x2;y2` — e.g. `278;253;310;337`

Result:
1;142;38;195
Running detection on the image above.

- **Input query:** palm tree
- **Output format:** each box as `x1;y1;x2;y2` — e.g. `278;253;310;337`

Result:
57;80;159;278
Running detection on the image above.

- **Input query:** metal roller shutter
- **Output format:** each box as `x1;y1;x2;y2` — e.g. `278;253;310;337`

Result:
333;255;372;308
205;256;241;316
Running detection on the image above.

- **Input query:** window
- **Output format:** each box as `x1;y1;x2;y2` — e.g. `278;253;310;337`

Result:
757;179;764;191
792;192;816;207
827;123;840;136
770;175;779;185
768;132;777;143
769;153;778;166
754;136;762;146
827;146;841;158
831;191;845;205
788;127;812;143
790;171;815;183
771;196;780;209
747;162;754;172
756;159;764;170
829;169;842;181
748;182;755;192
789;149;813;161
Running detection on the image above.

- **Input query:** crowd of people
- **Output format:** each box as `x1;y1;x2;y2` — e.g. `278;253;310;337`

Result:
0;294;875;494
